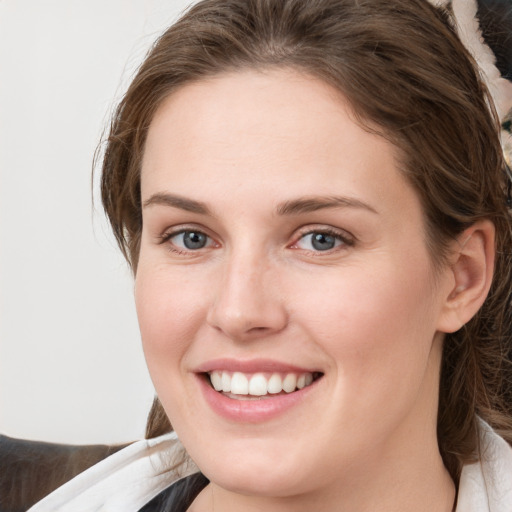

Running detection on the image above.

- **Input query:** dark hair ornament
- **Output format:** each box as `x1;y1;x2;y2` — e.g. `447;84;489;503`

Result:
429;0;512;120
431;0;512;205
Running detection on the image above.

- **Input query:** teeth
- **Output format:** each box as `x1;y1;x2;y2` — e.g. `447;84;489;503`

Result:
210;371;223;391
248;373;268;396
221;372;231;392
267;373;283;394
282;373;297;393
208;370;316;396
231;372;249;395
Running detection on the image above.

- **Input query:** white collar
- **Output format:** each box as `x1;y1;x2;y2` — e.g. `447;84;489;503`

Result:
456;420;512;512
27;431;198;512
29;422;512;512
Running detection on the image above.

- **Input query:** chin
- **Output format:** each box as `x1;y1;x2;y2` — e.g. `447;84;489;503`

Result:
204;461;310;499
181;432;316;498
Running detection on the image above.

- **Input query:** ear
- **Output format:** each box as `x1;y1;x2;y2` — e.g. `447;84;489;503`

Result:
437;220;495;333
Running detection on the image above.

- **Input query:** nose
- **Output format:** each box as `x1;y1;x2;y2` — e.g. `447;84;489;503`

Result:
206;252;288;341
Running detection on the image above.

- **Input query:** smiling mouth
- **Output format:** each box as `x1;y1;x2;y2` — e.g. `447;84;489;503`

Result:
206;370;323;399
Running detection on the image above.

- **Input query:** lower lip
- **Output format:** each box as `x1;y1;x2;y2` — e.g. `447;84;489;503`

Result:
197;374;318;423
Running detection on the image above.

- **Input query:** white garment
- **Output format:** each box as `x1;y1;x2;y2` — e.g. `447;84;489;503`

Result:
28;422;512;512
457;421;512;511
27;432;199;512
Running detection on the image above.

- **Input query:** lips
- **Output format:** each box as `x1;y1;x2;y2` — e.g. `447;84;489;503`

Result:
195;359;323;421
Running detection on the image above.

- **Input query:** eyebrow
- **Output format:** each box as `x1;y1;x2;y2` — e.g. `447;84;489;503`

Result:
142;192;378;216
143;193;212;215
276;196;378;216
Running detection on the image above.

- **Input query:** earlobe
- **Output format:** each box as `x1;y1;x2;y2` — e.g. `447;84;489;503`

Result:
437;220;495;333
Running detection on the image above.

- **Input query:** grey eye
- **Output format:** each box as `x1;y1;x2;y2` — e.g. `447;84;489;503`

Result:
295;231;345;252
310;233;337;251
172;230;209;250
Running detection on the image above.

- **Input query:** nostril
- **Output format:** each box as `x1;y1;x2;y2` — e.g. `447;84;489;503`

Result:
206;279;289;339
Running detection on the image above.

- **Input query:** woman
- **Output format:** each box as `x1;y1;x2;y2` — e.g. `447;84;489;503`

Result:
29;0;512;510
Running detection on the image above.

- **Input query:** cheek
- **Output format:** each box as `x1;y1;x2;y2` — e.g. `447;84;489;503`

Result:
294;255;440;408
134;264;214;432
134;264;208;376
298;255;436;341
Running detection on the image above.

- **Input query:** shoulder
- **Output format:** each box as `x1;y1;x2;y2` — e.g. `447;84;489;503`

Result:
457;419;512;512
27;432;199;512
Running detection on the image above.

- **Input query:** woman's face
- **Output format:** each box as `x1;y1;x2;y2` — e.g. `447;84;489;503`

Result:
136;70;455;499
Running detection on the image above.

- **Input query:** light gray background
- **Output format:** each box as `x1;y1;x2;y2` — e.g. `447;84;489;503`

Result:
0;0;192;444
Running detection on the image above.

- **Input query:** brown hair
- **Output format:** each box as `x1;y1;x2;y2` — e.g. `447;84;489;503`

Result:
100;0;512;481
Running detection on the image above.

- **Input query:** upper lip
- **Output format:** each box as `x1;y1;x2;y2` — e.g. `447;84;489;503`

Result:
194;358;320;374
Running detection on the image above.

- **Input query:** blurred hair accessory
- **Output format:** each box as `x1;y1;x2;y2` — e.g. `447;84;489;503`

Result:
429;0;512;122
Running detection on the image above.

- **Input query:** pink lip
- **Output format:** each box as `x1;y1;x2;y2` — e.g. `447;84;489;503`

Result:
194;358;318;374
194;359;322;423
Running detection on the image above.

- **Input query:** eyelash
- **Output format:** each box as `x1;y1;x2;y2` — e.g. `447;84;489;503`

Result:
158;228;216;255
289;227;355;254
158;226;355;255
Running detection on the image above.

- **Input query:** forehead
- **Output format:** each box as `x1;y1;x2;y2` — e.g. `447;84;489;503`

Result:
141;69;418;220
143;69;355;172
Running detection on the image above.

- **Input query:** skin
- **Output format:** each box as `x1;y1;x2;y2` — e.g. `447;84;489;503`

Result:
135;69;469;511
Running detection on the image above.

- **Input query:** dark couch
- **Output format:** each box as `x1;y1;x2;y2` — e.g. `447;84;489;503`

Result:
0;434;129;512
